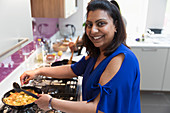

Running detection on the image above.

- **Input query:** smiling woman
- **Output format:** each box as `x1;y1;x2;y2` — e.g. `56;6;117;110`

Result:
19;0;141;113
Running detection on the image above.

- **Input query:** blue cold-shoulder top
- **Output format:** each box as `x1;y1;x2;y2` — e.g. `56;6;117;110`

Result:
71;44;141;113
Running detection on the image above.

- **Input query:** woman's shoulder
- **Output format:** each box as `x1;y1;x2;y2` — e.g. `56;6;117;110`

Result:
85;56;90;60
117;44;138;61
99;53;125;86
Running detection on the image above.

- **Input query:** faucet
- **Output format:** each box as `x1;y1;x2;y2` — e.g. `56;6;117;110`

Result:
146;29;154;37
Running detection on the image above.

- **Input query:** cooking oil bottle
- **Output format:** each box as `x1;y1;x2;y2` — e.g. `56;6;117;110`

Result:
36;38;45;63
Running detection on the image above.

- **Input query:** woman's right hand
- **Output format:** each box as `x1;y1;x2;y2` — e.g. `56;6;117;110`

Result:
20;69;39;85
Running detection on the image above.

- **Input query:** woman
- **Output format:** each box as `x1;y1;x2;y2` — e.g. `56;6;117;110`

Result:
20;0;141;113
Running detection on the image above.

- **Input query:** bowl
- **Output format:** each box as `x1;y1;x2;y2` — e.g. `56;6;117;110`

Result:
52;42;68;52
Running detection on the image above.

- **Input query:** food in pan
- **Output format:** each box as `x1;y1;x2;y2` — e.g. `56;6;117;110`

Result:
3;89;38;106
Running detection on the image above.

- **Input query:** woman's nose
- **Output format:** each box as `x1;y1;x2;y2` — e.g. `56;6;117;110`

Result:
91;26;98;34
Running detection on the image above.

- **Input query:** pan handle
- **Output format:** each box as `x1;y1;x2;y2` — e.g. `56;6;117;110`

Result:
19;89;39;99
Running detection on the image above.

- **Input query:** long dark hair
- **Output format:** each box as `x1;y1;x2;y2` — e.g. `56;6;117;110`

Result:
82;0;129;57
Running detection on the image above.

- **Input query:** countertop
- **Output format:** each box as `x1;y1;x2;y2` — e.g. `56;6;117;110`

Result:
126;34;170;48
49;32;87;62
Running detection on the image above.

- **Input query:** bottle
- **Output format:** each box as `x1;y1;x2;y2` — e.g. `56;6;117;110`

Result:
142;34;145;42
36;38;44;62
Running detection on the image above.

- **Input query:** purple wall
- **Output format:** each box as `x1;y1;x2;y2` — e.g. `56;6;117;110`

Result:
0;42;35;82
33;18;59;39
0;18;59;82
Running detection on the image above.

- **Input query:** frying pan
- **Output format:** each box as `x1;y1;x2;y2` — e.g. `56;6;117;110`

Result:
2;86;42;110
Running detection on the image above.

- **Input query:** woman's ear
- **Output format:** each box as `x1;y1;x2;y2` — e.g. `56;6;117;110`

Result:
114;20;118;32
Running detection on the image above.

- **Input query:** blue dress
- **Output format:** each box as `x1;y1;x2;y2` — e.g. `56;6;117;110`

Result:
71;44;141;113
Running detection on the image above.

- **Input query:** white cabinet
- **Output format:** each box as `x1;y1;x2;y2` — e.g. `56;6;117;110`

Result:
64;0;77;18
162;49;170;91
131;47;168;91
0;0;33;61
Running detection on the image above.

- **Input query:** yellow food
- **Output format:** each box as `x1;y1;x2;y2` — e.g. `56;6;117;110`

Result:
58;51;63;56
3;89;38;106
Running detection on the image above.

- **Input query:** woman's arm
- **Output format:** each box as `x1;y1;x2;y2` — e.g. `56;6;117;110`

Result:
20;65;77;85
52;98;97;113
36;65;77;78
35;93;100;113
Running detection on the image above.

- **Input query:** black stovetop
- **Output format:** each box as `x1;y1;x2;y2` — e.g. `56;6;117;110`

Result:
0;76;80;113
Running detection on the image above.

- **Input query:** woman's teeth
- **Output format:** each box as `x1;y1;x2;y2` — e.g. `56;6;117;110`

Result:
93;36;103;40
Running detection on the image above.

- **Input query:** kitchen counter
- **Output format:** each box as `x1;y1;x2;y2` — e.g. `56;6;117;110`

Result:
127;34;170;48
127;34;170;91
49;31;86;62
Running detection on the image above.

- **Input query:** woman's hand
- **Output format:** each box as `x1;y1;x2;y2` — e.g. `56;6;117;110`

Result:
68;42;77;52
34;94;52;111
20;69;39;85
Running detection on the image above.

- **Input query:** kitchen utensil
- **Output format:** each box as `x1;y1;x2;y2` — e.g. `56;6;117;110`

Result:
68;36;80;64
59;24;76;38
65;24;76;37
51;59;76;66
2;86;42;110
53;42;68;52
13;82;39;99
68;51;74;64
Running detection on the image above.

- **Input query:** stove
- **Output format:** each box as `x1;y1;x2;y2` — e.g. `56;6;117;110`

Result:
0;75;81;113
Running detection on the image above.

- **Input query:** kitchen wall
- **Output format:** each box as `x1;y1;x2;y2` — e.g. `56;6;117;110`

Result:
0;42;35;82
0;17;59;82
113;0;168;35
58;0;90;36
146;0;167;29
33;18;59;39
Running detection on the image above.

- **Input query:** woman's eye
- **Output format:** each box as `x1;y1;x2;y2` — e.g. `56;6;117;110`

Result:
97;22;106;27
86;23;92;28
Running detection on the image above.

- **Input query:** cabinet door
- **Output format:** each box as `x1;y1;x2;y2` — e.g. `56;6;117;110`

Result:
30;0;77;18
43;0;61;18
131;48;168;91
30;0;44;17
162;49;170;91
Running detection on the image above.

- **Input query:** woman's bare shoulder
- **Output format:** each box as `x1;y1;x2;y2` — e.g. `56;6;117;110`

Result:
99;53;125;85
85;56;90;60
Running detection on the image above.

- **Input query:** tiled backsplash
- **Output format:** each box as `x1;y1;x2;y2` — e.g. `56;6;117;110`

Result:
0;18;59;82
33;18;59;39
0;42;35;82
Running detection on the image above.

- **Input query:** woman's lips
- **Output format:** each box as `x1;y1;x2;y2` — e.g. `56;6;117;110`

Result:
92;35;104;40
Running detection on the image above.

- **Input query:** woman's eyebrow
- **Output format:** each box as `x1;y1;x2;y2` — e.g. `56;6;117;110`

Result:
95;19;106;23
86;19;106;23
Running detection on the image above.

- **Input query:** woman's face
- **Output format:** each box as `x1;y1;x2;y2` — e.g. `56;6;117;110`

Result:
86;9;117;51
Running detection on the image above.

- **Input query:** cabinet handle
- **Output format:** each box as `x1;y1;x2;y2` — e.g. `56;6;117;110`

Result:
0;38;29;57
142;48;157;51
